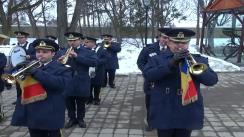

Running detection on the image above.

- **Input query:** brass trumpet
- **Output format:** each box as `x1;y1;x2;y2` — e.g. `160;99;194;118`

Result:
1;60;42;84
186;54;207;75
103;40;111;48
59;47;73;66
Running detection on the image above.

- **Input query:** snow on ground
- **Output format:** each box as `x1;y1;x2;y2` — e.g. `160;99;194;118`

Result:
116;39;241;75
0;38;242;75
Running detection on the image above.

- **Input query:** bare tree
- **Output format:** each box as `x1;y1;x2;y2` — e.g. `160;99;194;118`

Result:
41;2;47;35
0;0;43;36
103;0;127;42
57;0;68;47
68;0;82;32
26;0;40;37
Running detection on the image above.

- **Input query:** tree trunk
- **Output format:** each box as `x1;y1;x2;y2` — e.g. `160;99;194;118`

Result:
68;0;82;32
196;0;200;45
16;12;21;31
26;0;39;37
95;0;102;35
79;18;83;34
232;15;237;43
207;16;217;48
151;1;155;43
26;9;40;37
92;3;95;27
42;2;47;36
0;1;12;36
57;0;68;47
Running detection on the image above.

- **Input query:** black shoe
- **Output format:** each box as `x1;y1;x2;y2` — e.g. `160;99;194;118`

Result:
6;85;12;90
94;100;100;105
101;85;106;87
109;84;116;88
12;101;16;105
0;112;4;122
78;120;86;128
65;119;77;128
145;126;153;131
86;100;93;105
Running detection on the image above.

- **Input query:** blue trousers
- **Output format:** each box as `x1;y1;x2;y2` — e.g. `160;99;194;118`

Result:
104;69;116;86
65;96;86;121
157;129;192;137
28;128;61;137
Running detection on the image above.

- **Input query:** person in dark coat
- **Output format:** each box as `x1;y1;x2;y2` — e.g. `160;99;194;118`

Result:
11;39;72;137
14;31;36;60
84;36;109;105
0;53;6;92
61;32;98;129
100;34;121;88
0;53;7;121
137;27;171;131
142;28;218;137
0;34;8;93
0;34;11;90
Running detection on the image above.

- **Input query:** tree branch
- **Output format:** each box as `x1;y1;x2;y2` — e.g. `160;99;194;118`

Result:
11;0;43;13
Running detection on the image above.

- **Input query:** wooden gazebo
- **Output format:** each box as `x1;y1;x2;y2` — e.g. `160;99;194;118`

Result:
200;0;244;62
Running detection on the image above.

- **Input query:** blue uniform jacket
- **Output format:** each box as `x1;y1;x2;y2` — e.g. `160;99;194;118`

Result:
64;46;98;97
0;53;7;92
16;42;36;60
143;50;218;130
91;46;109;86
100;42;121;69
11;61;72;130
137;42;160;94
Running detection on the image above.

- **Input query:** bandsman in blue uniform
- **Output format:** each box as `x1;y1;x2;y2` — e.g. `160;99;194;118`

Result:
143;28;218;137
14;31;36;60
84;36;109;105
61;32;98;128
100;34;121;88
0;52;7;122
11;39;72;137
0;34;11;90
137;27;171;131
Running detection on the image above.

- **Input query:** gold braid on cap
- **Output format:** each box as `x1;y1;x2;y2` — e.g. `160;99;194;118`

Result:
169;32;190;43
36;41;54;50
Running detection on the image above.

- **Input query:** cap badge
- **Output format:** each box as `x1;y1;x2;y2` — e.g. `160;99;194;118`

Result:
177;32;184;38
39;41;47;47
69;34;74;38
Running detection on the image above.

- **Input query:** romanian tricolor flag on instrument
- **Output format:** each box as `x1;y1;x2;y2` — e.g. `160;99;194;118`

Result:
179;60;198;106
18;76;47;105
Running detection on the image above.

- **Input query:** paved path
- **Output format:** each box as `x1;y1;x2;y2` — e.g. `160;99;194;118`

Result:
0;72;244;137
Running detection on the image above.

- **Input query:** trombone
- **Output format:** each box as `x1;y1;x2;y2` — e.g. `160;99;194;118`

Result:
185;54;207;75
1;60;42;84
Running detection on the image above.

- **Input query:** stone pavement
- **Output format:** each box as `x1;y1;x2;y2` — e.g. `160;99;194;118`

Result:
0;72;244;137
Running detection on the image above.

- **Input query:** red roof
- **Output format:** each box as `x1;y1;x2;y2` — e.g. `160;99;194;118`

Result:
206;0;244;12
